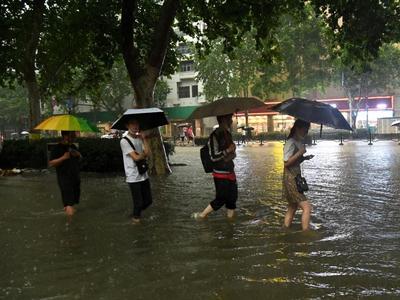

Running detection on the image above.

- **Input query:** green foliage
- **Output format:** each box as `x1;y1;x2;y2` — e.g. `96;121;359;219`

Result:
195;32;261;101
0;84;29;130
77;58;132;114
0;138;176;172
253;6;332;98
312;0;400;66
154;79;171;108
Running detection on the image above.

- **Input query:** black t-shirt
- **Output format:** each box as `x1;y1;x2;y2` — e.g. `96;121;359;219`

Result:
50;143;80;180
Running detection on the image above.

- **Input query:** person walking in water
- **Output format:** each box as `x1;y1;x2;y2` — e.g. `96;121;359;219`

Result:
195;113;237;219
120;119;152;224
282;119;314;231
49;131;82;218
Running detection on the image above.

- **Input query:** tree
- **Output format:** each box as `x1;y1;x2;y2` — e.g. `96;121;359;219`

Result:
253;6;332;99
154;79;171;108
0;1;118;129
336;43;400;129
0;84;29;134
195;32;261;126
117;0;305;174
81;59;132;115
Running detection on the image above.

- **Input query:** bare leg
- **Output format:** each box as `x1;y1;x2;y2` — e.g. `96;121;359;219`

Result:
283;203;297;228
64;205;75;217
199;204;214;218
227;209;235;219
298;200;312;231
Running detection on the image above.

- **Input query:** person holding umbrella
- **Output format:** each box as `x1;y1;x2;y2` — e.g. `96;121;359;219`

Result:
112;108;168;224
120;119;152;224
49;131;82;217
282;119;314;231
195;113;238;219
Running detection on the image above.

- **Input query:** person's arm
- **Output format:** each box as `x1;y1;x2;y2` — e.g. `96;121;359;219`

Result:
49;151;70;168
284;145;306;168
209;132;225;162
122;138;148;161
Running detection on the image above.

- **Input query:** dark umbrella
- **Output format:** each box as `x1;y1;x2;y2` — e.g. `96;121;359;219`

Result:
186;97;267;119
272;98;352;132
111;108;169;131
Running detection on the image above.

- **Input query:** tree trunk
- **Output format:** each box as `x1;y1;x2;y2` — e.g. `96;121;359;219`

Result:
22;0;45;131
133;74;171;174
120;0;178;175
25;79;41;129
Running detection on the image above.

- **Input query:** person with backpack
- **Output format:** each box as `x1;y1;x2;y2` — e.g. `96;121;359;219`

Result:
195;113;237;219
120;119;152;224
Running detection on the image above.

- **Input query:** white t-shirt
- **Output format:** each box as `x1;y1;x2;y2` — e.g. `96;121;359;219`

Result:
283;137;304;162
120;136;149;183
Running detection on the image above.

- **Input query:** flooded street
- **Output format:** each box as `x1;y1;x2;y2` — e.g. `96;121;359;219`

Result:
1;141;400;299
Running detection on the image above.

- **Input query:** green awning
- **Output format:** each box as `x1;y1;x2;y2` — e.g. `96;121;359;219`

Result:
76;111;119;123
162;106;198;121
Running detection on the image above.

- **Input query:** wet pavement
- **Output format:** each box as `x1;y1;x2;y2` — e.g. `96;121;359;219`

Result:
1;140;400;299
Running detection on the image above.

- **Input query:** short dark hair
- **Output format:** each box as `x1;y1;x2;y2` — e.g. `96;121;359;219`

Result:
216;113;233;124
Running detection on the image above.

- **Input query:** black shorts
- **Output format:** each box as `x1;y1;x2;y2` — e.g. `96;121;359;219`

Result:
58;178;80;207
210;178;238;210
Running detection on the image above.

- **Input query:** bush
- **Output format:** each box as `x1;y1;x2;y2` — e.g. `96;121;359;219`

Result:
0;138;176;172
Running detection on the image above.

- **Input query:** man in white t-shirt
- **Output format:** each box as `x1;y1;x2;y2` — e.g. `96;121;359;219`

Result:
120;119;152;224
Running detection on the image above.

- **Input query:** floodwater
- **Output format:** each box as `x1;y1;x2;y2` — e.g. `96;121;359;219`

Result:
1;141;400;299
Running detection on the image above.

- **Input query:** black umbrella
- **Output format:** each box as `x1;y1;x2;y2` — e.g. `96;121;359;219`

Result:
186;97;267;119
111;108;169;131
272;98;352;132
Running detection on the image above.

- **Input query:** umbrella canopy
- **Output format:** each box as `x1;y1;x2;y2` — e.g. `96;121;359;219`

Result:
34;115;99;132
391;120;400;127
111;108;169;131
272;98;352;131
186;97;267;120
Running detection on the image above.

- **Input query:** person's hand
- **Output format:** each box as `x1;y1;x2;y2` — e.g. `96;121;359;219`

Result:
298;146;306;156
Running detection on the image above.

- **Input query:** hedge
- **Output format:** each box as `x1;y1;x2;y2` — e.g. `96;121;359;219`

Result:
0;138;174;172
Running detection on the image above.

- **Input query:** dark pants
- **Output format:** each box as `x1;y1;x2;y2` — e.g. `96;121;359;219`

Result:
128;179;153;218
58;178;80;207
210;178;238;211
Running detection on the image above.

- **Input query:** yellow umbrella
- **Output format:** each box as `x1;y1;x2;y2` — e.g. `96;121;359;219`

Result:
34;115;98;132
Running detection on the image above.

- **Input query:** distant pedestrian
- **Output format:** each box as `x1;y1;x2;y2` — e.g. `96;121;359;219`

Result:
186;125;194;145
120;119;152;224
195;113;237;219
49;131;82;217
282;119;314;231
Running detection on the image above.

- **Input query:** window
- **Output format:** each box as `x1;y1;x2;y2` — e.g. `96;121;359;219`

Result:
178;43;190;55
180;60;194;72
192;85;198;98
178;86;190;98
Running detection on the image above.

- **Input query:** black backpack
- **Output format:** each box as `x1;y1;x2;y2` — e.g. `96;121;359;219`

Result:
200;135;214;173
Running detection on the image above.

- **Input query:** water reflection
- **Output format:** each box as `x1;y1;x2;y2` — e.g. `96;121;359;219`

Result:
0;141;400;299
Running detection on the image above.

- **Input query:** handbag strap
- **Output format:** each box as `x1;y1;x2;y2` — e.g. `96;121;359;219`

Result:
123;136;136;151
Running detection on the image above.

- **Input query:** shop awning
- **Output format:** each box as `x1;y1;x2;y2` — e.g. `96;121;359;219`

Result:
162;106;198;121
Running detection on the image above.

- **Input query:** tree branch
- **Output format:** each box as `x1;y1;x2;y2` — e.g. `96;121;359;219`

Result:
147;0;179;77
23;0;45;81
120;0;142;81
